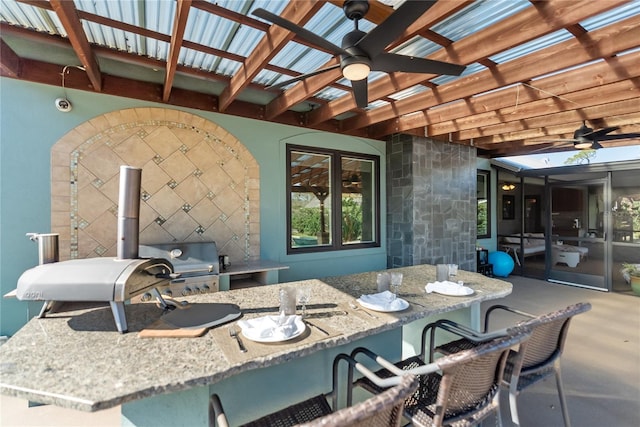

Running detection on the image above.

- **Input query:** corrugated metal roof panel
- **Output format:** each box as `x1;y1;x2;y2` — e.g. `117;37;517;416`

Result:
431;62;486;85
388;85;428;101
75;0;140;49
303;3;363;46
580;1;640;31
0;0;64;36
433;0;530;42
187;4;252;73
314;87;348;101
367;99;389;110
392;35;441;58
254;69;289;86
73;0;173;58
276;41;333;72
490;29;572;64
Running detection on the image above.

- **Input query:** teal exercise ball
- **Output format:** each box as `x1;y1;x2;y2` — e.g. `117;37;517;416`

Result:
489;251;515;277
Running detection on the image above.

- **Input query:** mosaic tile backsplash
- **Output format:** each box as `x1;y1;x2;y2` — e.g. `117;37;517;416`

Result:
51;108;260;264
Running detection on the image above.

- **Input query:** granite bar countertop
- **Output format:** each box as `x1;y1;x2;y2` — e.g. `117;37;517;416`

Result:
0;265;511;412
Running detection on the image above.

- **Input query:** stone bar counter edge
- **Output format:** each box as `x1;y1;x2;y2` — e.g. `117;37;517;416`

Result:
0;264;511;420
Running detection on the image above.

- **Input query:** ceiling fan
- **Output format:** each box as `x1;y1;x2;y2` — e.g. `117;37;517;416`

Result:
253;0;466;108
342;173;361;187
534;121;640;152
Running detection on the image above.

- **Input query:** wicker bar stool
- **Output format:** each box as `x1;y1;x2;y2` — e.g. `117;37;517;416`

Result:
431;302;591;427
209;353;418;427
352;330;531;427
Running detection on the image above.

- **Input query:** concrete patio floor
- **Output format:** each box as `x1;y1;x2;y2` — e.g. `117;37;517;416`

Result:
484;275;639;427
1;275;639;426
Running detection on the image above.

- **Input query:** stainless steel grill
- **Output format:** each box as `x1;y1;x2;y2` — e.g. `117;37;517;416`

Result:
138;241;220;300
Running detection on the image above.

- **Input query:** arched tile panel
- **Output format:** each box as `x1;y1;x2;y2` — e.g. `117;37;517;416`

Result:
51;108;259;264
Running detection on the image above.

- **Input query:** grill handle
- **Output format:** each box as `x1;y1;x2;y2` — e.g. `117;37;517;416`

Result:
154;272;182;280
142;261;180;280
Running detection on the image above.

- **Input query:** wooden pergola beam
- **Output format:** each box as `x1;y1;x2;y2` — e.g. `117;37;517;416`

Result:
369;51;640;139
163;0;192;102
472;102;640;146
49;0;102;91
0;39;21;77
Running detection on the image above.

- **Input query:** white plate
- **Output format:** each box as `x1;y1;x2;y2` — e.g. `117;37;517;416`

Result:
357;297;409;312
425;282;474;297
240;316;306;343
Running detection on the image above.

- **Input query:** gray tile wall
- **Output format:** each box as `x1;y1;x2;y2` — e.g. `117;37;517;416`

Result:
386;134;477;271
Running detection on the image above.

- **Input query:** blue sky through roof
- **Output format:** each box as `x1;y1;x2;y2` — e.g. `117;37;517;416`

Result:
497;146;640;170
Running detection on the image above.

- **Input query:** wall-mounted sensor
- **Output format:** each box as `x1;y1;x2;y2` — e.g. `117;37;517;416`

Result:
55;97;72;112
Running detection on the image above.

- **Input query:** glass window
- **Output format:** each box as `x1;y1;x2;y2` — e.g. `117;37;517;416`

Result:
477;170;491;238
341;157;376;245
288;146;379;252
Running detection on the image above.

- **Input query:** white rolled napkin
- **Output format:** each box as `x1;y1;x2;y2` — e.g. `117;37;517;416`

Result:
238;313;299;340
425;281;473;296
357;290;406;311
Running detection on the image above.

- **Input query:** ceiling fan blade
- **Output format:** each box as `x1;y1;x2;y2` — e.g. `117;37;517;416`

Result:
266;64;341;89
357;0;437;58
252;8;348;56
528;142;573;153
585;126;620;139
352;78;368;108
372;52;465;76
597;132;640;141
533;139;578;144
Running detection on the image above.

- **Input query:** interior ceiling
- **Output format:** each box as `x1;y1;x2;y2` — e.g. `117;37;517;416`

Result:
1;0;639;158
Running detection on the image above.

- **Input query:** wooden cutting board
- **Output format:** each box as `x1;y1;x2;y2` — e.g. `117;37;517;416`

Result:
138;318;208;338
138;303;242;338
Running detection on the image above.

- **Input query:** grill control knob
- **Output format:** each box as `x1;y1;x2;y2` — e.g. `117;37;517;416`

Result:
202;285;210;293
170;248;183;259
140;292;152;302
162;289;173;297
181;287;192;296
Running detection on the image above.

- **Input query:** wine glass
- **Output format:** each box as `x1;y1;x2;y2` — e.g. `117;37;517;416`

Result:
297;286;311;318
448;264;458;282
376;272;390;292
390;272;403;298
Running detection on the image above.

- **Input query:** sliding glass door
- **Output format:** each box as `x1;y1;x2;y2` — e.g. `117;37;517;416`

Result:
611;172;640;294
548;178;609;290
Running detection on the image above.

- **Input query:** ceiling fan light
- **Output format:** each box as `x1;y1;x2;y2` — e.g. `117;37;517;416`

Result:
574;140;593;150
342;62;370;81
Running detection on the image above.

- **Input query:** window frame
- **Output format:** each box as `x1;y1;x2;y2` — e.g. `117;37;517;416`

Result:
477;169;491;239
286;144;380;254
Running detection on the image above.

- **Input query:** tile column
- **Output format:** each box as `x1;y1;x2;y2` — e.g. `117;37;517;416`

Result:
386;134;477;271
